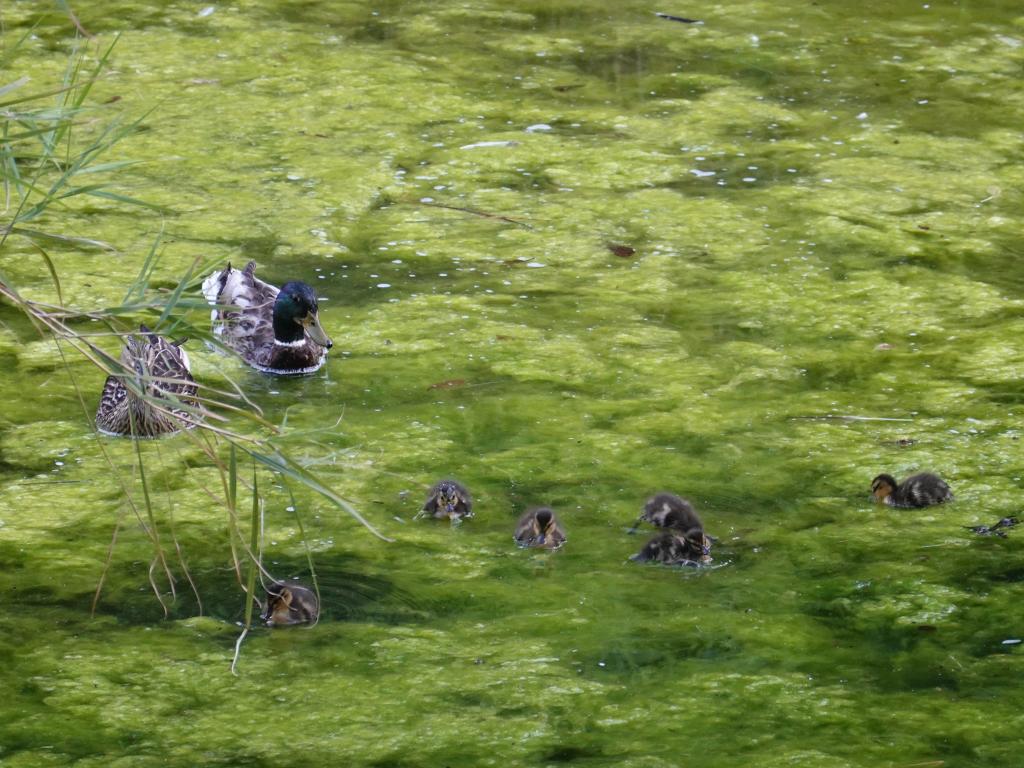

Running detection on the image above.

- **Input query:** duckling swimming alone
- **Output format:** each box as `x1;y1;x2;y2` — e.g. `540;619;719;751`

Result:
95;325;199;437
262;581;319;627
631;530;711;566
417;480;473;522
629;492;703;534
870;472;953;508
514;507;567;549
201;261;332;375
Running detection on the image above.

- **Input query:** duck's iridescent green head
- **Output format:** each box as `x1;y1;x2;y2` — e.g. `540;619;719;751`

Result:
273;281;333;348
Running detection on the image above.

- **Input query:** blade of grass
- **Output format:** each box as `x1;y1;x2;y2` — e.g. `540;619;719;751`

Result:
232;460;262;675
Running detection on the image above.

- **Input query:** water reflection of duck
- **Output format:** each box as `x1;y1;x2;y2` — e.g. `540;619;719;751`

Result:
201;261;332;374
514;507;566;549
631;530;711;566
418;480;473;522
262;581;319;626
95;325;199;437
870;472;953;508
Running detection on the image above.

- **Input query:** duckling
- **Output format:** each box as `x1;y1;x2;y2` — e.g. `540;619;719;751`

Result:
965;517;1019;537
95;325;199;437
417;480;473;522
870;472;953;508
631;529;711;566
201;261;332;375
629;492;703;534
513;507;567;549
262;581;319;627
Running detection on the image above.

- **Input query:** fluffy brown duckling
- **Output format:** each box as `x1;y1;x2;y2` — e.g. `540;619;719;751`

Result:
262;581;319;627
514;507;567;549
870;472;953;508
629;492;703;534
631;529;711;566
417;479;473;522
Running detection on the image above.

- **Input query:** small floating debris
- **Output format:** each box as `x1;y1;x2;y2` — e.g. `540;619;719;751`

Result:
460;140;519;150
525;124;553;133
428;379;467;390
655;11;702;24
607;243;636;258
1002;638;1022;646
965;517;1019;538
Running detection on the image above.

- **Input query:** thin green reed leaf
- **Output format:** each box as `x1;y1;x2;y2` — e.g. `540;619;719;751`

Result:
231;458;260;676
0;83;79;110
31;242;63;307
123;227;164;304
229;442;238;517
285;482;320;626
7;226;114;249
244;463;260;630
130;405;173;617
156;257;198;327
84;188;169;212
0;76;30;100
248;448;393;542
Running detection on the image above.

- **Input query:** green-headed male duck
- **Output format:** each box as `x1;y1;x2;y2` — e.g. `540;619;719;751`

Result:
417;479;473;522
95;325;199;438
870;472;953;508
262;581;319;627
514;507;567;549
202;261;332;375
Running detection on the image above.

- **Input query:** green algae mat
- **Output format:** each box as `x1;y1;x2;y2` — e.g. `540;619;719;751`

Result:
2;1;1024;765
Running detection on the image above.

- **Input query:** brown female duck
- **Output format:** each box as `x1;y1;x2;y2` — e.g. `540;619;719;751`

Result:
95;325;199;437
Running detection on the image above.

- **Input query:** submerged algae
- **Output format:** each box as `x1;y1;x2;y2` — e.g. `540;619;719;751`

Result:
3;0;1024;766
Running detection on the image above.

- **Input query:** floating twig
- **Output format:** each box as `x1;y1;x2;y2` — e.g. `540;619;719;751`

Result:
655;12;702;24
407;199;533;229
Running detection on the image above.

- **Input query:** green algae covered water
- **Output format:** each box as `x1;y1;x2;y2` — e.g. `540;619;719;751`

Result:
3;1;1024;765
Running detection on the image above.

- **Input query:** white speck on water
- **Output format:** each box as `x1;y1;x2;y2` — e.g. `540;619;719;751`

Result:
1002;638;1022;645
420;197;434;203
856;112;868;119
690;169;715;177
198;5;215;17
526;262;546;268
526;123;553;133
377;283;391;288
460;140;519;150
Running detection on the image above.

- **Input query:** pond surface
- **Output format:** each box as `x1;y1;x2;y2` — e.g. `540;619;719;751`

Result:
2;0;1024;765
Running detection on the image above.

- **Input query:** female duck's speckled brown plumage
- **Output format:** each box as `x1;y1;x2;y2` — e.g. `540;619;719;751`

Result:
418;479;473;522
95;325;199;438
870;472;953;508
202;261;332;375
514;507;566;549
262;581;319;626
